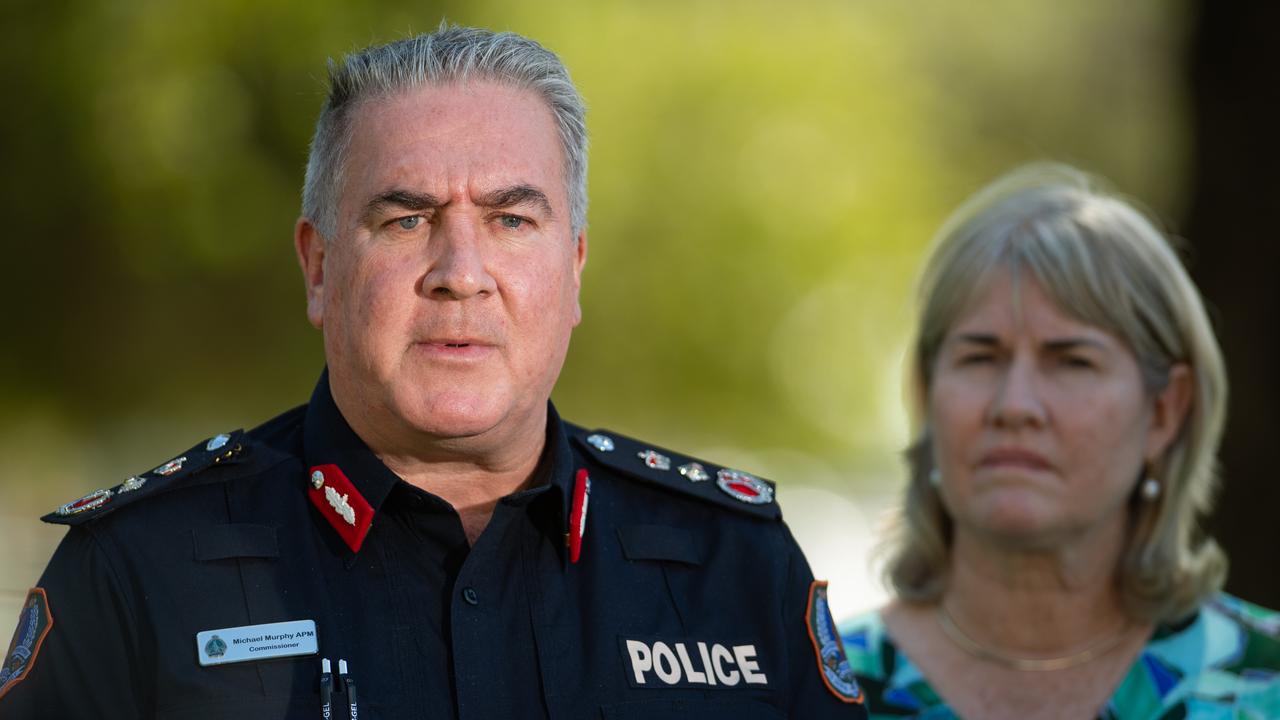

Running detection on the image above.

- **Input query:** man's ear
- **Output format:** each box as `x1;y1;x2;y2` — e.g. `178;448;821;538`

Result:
571;228;588;327
294;218;327;329
1146;363;1193;462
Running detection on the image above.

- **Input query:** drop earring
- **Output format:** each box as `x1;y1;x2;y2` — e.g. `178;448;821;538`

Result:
1140;476;1160;501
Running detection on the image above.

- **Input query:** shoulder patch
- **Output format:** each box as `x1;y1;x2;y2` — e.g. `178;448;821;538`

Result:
568;426;781;519
805;580;865;704
0;588;54;701
41;430;250;526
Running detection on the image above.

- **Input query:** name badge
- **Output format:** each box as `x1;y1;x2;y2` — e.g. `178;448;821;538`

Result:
196;619;318;666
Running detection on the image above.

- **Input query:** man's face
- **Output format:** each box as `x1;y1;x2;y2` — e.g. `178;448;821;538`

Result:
298;82;586;452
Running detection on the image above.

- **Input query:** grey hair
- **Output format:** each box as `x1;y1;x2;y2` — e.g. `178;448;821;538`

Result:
301;24;589;238
883;163;1229;624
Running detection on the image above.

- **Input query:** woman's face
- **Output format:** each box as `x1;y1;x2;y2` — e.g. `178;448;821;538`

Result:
928;266;1188;547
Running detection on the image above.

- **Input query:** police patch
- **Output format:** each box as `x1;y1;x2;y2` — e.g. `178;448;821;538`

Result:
805;581;863;704
0;588;54;700
619;635;769;689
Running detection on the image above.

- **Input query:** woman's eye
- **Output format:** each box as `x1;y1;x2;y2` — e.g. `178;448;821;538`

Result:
396;216;422;230
1062;356;1094;369
498;215;525;230
958;354;994;366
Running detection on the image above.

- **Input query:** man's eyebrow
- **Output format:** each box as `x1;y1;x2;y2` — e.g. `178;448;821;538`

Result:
362;190;443;219
475;184;554;216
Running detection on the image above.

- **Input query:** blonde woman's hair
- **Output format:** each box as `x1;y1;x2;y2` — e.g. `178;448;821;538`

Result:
884;163;1228;623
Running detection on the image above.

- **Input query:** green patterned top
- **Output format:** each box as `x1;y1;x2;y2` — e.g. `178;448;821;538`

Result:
838;594;1280;719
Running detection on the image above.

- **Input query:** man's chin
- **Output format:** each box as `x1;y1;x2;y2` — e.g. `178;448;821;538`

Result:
396;395;515;441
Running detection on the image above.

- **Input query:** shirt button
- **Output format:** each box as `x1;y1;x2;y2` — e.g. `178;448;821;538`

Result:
461;587;479;606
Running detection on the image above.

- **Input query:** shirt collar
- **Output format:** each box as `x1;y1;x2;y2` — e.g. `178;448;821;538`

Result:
301;369;577;554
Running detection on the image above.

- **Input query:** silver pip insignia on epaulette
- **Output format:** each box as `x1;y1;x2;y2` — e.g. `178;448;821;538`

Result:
153;457;187;476
45;431;245;522
678;462;710;482
637;450;671;471
570;426;780;517
586;434;615;452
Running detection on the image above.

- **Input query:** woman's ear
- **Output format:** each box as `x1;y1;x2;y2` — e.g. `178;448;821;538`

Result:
1146;363;1193;462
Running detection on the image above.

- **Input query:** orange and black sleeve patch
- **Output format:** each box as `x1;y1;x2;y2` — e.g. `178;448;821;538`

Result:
0;588;54;700
804;580;865;704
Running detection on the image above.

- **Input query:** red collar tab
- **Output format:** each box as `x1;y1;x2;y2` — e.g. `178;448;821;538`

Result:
307;464;374;553
568;469;591;564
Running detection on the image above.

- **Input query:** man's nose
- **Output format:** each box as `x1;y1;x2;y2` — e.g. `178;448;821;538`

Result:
420;213;497;300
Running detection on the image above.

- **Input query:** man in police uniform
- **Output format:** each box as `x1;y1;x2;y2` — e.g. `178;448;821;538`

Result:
0;26;867;719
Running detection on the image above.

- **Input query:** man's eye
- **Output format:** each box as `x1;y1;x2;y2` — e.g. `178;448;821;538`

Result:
396;216;423;230
958;354;994;366
498;215;525;230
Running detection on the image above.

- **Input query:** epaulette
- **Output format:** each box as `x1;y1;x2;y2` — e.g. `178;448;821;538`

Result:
568;425;781;519
41;430;252;526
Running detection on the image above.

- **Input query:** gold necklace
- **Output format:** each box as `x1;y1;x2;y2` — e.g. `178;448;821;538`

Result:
936;605;1130;672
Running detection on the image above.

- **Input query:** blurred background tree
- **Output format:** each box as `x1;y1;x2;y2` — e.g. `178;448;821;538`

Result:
2;0;1272;620
1186;0;1280;614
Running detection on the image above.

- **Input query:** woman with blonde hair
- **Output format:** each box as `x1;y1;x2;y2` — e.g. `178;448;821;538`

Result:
839;164;1280;718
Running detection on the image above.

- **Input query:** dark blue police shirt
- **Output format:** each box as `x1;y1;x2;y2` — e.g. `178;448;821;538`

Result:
0;374;868;719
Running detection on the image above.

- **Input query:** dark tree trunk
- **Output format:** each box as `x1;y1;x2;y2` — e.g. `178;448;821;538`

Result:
1184;0;1280;609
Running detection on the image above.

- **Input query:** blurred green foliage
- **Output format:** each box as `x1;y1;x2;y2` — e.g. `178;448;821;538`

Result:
0;0;1189;508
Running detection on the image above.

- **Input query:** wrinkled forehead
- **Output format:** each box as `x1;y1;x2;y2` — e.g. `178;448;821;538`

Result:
353;81;558;154
917;184;1189;398
339;81;567;190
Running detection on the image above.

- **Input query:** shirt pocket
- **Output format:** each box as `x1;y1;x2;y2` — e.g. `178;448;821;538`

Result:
191;523;280;561
617;524;702;565
600;698;785;720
